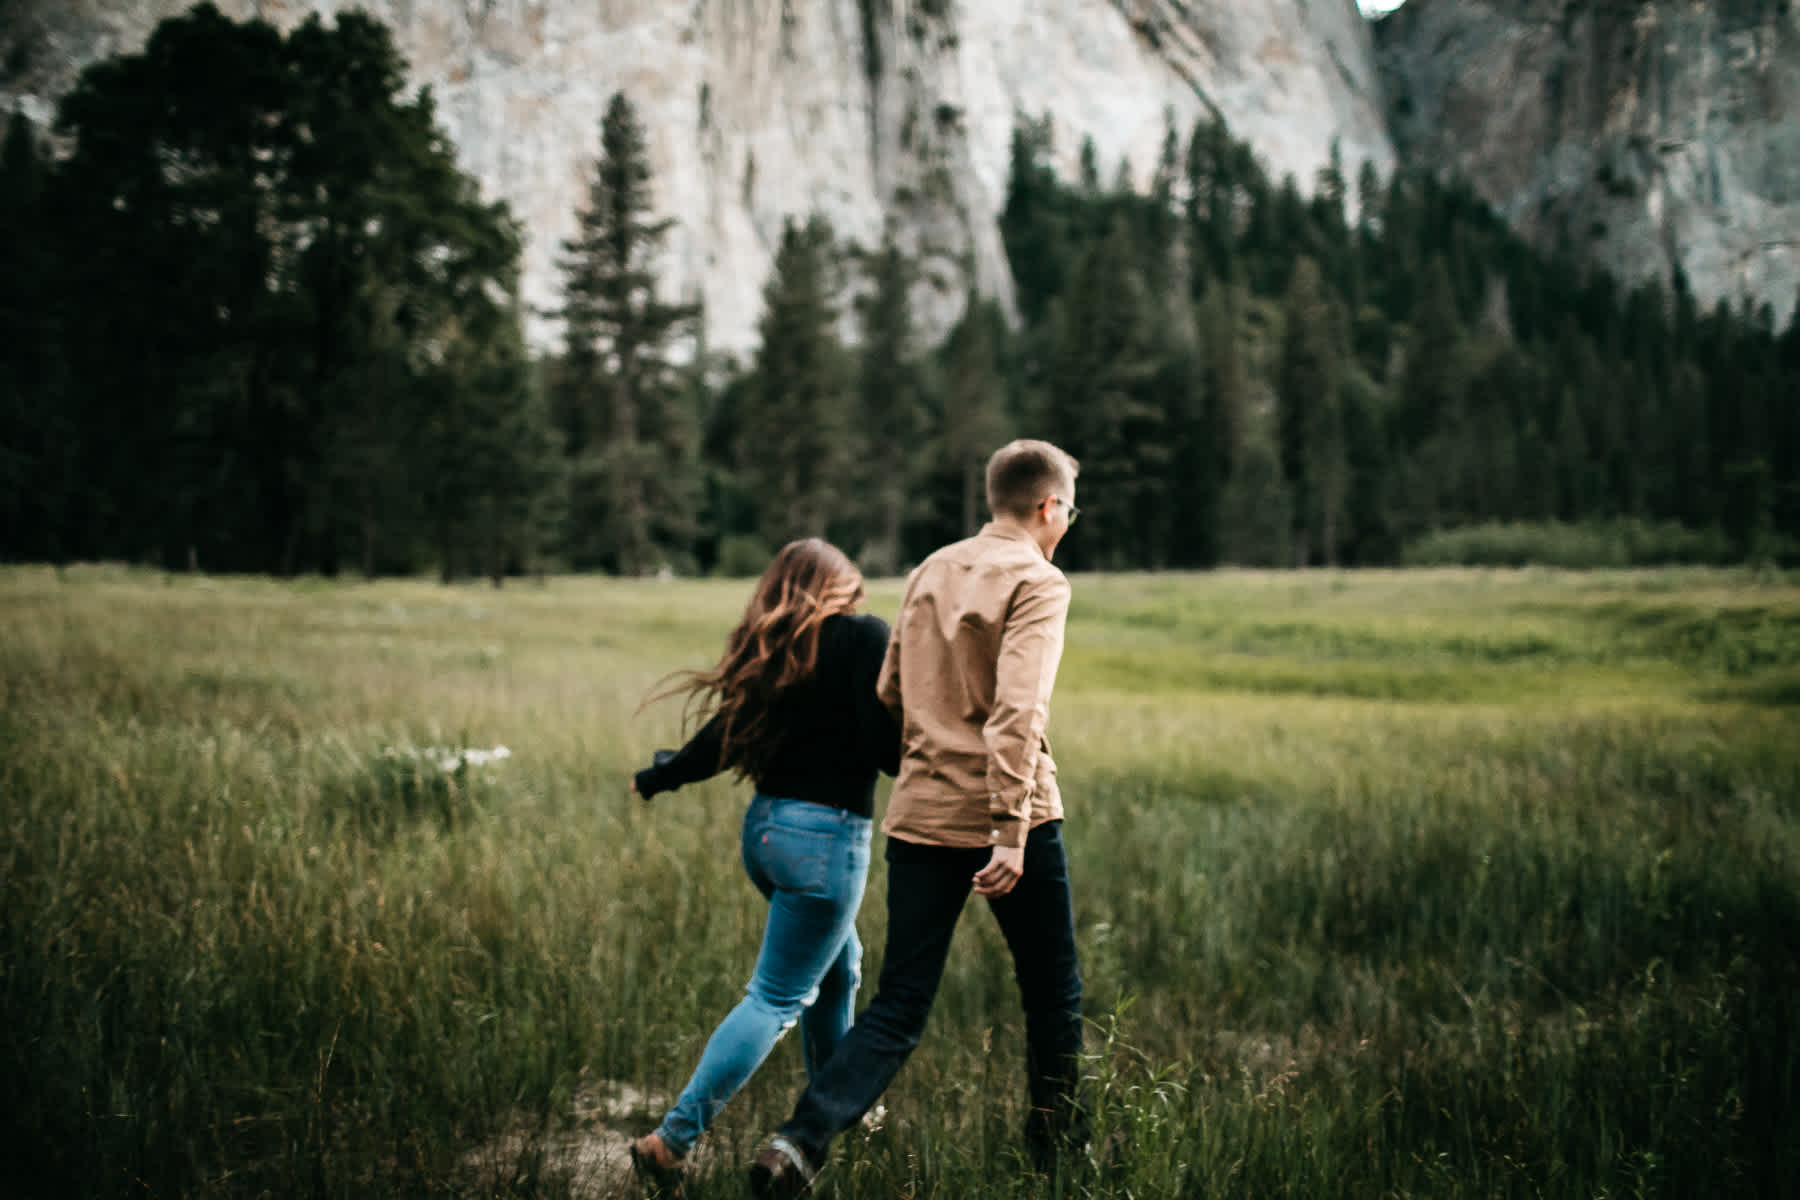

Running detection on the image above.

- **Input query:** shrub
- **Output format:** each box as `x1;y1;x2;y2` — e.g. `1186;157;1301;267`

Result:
1401;519;1740;568
713;533;773;578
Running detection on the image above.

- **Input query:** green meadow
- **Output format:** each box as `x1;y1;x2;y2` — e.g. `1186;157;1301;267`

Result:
3;565;1797;1198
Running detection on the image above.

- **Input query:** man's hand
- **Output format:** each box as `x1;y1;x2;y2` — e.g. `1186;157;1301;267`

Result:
973;843;1025;897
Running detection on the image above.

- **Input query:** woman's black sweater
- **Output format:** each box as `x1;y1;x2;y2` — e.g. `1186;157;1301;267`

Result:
633;612;900;817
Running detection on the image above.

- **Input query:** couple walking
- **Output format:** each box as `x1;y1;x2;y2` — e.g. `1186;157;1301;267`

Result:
628;439;1086;1196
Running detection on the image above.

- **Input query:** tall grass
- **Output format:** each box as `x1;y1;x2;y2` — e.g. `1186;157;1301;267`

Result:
3;565;1796;1197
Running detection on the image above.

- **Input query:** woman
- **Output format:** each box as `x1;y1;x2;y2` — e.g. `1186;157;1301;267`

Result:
627;538;898;1194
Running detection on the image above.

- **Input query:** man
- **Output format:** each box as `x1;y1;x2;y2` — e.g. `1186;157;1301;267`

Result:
750;439;1086;1197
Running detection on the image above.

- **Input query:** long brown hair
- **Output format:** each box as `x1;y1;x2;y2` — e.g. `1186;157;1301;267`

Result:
653;538;866;780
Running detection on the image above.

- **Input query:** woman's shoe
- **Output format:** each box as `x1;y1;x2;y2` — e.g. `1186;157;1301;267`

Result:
629;1132;687;1198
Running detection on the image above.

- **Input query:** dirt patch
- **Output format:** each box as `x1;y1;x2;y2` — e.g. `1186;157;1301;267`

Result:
461;1080;677;1198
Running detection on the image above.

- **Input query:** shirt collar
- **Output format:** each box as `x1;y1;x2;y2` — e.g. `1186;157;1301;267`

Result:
978;520;1047;559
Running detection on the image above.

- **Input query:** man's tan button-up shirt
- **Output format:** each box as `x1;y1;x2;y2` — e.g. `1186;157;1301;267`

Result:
876;522;1069;850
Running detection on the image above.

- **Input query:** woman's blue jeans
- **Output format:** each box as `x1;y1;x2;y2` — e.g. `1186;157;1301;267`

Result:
654;793;871;1156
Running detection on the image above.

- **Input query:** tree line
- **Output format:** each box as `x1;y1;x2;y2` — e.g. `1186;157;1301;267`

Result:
3;4;1796;578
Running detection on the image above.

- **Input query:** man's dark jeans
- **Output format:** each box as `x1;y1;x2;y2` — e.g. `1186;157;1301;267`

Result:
777;819;1085;1165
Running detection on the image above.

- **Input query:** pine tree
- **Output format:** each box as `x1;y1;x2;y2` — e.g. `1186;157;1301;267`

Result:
937;294;1011;539
695;361;763;569
1356;159;1383;237
1662;360;1713;528
1781;289;1800;369
742;216;852;544
1078;136;1102;196
1158;332;1214;567
854;235;929;574
1386;254;1472;537
1000;116;1068;327
1197;283;1252;564
555;91;702;574
1773;291;1800;538
1394;255;1463;445
417;310;564;584
1462;344;1536;521
1261;174;1314;296
321;281;422;577
1218;426;1292;567
1552;386;1592;520
0;111;66;561
1277;256;1348;564
1144;115;1186;305
1043;210;1167;569
1184;116;1245;293
1337;363;1393;563
1722;455;1774;558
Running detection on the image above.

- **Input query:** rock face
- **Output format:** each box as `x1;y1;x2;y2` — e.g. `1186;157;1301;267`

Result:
1375;0;1800;328
1;0;1393;352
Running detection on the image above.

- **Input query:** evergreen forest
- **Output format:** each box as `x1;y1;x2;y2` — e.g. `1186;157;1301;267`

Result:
4;4;1798;578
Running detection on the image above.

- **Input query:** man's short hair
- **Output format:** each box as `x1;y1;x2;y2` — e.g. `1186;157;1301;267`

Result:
985;439;1079;520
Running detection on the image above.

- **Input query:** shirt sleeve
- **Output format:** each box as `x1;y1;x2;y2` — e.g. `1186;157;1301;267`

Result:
635;712;726;800
981;571;1071;846
854;616;902;777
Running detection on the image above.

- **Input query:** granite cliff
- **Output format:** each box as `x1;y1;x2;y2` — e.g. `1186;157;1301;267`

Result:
1375;0;1800;328
1;0;1392;352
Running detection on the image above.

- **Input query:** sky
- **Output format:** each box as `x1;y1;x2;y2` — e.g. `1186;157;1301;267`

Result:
1359;0;1409;15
